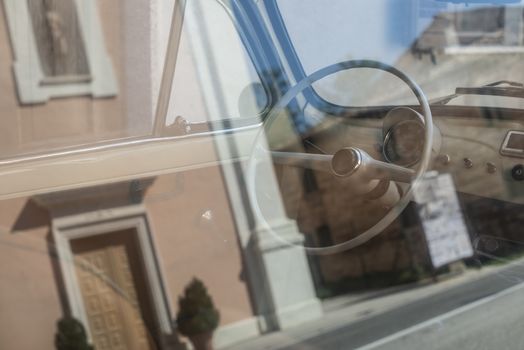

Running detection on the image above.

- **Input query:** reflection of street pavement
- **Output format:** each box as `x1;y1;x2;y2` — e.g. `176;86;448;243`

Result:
223;258;524;350
358;282;524;350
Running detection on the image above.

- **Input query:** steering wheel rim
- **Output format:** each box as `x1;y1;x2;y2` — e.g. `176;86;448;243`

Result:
247;59;433;255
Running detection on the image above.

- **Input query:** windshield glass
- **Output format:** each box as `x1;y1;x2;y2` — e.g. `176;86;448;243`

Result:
273;0;524;107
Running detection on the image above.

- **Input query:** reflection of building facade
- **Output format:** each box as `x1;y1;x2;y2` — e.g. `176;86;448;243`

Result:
0;1;322;349
414;4;524;53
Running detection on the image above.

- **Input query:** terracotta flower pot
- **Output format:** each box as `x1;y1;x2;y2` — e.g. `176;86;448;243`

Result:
189;332;214;350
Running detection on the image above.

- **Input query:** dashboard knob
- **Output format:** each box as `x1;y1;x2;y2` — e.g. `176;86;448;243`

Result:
511;164;524;181
486;162;497;174
463;158;473;169
437;154;451;165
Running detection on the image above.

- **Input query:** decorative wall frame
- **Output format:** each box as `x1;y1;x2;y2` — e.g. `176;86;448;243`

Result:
50;205;173;343
3;0;118;104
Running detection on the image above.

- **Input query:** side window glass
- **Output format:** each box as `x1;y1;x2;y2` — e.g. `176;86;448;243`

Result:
0;0;163;160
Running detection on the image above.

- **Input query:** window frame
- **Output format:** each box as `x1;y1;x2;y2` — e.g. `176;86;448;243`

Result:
3;0;118;105
154;0;289;136
263;0;363;115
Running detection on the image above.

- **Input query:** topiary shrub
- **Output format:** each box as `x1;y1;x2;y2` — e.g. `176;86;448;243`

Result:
176;278;220;337
55;317;94;350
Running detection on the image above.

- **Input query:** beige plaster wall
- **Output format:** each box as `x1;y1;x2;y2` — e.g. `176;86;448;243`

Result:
145;168;255;327
0;0;128;159
0;197;61;350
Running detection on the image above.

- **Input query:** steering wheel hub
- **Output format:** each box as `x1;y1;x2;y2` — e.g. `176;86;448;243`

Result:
331;148;362;177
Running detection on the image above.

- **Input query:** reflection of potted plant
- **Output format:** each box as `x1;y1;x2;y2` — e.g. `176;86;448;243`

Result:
55;317;94;350
176;278;220;350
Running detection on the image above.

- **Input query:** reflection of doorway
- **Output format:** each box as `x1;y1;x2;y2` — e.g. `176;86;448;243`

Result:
71;229;157;350
50;208;172;349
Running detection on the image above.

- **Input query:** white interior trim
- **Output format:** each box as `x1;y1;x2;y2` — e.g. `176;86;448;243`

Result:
0;127;259;201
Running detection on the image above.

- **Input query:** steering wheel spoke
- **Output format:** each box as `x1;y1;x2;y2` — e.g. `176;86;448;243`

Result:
272;148;415;184
271;151;333;173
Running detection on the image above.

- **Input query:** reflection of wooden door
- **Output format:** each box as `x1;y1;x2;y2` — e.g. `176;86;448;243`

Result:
71;230;157;350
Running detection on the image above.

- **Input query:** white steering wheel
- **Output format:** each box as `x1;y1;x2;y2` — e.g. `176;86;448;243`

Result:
248;60;433;255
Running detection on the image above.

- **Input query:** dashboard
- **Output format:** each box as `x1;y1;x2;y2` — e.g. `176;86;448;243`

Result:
432;114;524;205
299;105;524;206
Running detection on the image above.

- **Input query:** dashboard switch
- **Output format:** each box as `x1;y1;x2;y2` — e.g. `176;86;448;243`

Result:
437;154;451;166
463;158;473;168
511;164;524;181
486;162;497;174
